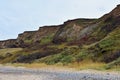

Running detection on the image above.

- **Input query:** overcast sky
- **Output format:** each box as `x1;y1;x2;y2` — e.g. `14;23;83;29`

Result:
0;0;120;40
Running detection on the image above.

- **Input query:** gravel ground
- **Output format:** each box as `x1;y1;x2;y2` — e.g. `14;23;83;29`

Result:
0;66;120;80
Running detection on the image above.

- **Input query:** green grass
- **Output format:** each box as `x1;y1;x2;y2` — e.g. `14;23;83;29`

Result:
35;46;78;65
40;33;54;45
35;45;89;66
99;27;120;50
86;26;120;62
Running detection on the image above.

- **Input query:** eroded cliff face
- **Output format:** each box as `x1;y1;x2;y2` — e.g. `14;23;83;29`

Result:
33;26;60;43
53;5;120;45
0;25;60;48
0;5;120;48
52;19;97;44
17;26;60;46
0;19;97;48
0;39;17;49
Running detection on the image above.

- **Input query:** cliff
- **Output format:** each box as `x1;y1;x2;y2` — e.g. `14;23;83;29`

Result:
53;5;120;45
0;25;60;48
0;39;17;49
0;5;120;68
52;19;97;43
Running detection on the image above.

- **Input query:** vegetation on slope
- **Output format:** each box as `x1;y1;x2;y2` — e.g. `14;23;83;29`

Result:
0;5;120;70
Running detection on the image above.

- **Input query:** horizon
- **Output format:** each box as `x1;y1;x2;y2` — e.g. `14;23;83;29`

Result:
0;0;120;40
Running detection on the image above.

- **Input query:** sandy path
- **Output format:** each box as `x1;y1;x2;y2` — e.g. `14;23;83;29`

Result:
0;66;120;80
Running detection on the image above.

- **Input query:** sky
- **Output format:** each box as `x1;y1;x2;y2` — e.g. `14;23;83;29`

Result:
0;0;120;40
